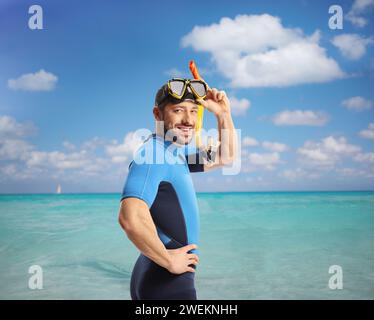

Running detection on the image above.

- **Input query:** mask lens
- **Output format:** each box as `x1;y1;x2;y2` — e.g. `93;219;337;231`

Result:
190;81;207;97
169;80;186;97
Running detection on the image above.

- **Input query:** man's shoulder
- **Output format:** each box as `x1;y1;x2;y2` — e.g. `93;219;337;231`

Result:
133;135;166;158
129;137;172;169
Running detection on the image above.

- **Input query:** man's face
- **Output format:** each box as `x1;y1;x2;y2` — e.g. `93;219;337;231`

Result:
157;100;199;145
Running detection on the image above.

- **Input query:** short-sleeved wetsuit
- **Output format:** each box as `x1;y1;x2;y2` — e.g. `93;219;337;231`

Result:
120;134;204;300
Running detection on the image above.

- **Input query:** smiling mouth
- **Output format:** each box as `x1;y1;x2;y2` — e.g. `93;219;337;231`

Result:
176;125;194;134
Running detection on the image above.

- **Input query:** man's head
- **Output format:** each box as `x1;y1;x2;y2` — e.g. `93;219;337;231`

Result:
154;81;200;145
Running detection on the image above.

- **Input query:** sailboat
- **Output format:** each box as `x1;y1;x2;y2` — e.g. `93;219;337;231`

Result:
56;184;62;194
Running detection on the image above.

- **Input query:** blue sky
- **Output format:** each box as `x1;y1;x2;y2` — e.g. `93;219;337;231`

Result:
0;0;374;193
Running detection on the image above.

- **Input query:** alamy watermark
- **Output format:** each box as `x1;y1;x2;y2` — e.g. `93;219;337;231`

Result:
129;125;241;175
28;5;43;30
328;265;343;290
28;265;43;290
328;5;343;30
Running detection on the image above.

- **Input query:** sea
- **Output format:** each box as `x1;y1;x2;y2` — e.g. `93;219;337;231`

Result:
1;191;373;299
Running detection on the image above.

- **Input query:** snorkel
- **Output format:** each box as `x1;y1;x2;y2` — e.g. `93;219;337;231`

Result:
189;61;217;163
189;60;204;148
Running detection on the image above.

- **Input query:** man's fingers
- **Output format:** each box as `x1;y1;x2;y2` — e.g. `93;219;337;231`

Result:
203;89;212;100
188;257;199;264
187;267;196;273
196;98;208;108
206;88;227;102
211;88;219;100
182;243;197;252
217;90;226;101
206;88;217;100
188;259;198;266
188;253;199;262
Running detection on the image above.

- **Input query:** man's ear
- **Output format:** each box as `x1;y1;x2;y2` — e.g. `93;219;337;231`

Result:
153;106;163;121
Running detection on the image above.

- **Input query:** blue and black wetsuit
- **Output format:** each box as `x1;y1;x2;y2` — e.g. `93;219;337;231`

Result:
120;134;205;300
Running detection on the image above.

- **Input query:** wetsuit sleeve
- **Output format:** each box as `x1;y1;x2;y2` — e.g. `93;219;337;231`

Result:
120;162;167;208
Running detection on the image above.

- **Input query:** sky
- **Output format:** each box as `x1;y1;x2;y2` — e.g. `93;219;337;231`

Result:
0;0;374;193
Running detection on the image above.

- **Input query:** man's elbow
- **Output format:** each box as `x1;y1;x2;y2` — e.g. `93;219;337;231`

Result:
118;211;127;230
216;147;237;166
118;206;136;235
219;155;236;166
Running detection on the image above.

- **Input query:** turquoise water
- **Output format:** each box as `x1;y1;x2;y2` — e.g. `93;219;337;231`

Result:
1;192;374;300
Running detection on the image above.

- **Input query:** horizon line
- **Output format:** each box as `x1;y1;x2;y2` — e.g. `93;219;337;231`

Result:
1;189;374;196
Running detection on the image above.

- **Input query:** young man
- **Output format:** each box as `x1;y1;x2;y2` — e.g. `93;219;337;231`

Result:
118;78;237;300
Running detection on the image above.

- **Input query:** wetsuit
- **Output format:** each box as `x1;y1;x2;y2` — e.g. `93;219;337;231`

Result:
120;134;204;300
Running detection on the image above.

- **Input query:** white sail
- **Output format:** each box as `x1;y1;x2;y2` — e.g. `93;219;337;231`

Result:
56;184;62;194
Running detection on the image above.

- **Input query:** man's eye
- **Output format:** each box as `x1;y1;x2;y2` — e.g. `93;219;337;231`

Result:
174;109;183;113
191;109;198;114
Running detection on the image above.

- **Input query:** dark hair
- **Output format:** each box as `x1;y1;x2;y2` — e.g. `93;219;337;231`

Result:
154;83;169;110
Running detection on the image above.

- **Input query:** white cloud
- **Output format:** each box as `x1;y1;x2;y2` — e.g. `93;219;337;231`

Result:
323;136;361;153
242;136;289;153
262;141;289;152
342;96;373;111
0;114;145;183
105;131;144;163
20;135;116;174
359;123;374;139
272;109;329;126
62;141;76;151
247;152;281;170
346;15;367;28
335;166;374;179
1;164;17;177
8;69;58;91
336;167;357;176
0;116;36;161
0;115;36;138
242;136;259;147
354;152;374;164
297;136;361;168
17;142;112;177
280;168;320;181
82;137;106;151
229;96;250;116
0;139;34;161
0;163;37;181
27;150;90;170
181;14;345;88
346;0;374;27
298;146;333;166
331;34;373;60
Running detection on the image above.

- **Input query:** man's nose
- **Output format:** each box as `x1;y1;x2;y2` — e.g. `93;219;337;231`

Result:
182;111;193;125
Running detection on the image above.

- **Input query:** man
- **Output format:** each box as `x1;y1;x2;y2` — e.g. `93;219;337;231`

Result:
118;78;237;300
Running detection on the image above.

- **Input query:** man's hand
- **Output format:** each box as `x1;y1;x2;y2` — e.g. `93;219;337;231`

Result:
197;87;231;117
196;85;237;171
166;244;199;274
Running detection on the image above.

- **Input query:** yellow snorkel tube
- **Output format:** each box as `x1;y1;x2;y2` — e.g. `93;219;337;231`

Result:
189;60;204;148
